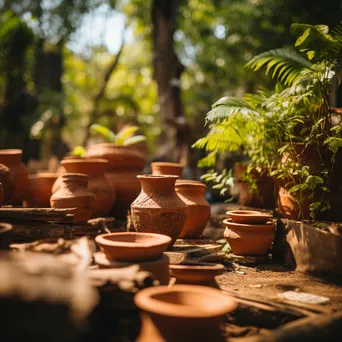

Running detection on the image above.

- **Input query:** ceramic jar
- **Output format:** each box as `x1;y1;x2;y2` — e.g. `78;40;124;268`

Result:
50;173;95;224
175;180;210;238
131;175;187;247
151;162;184;176
134;285;237;342
28;172;58;207
86;144;146;218
0;149;29;205
60;158;115;218
0;163;15;203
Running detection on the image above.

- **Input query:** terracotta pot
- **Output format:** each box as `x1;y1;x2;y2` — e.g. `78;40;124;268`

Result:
61;158;115;217
28;172;58;207
131;175;187;247
169;263;224;285
86;144;146;218
0;163;15;203
134;285;237;342
0;149;29;205
226;210;272;224
95;232;171;262
175;180;210;238
0;223;13;250
223;219;275;256
151;162;184;177
50;173;95;224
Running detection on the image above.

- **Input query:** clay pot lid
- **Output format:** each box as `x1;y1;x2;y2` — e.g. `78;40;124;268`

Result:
223;219;275;230
0;223;13;233
95;232;172;249
61;158;108;165
226;210;273;224
0;149;22;155
134;284;237;318
169;263;224;272
151;162;185;167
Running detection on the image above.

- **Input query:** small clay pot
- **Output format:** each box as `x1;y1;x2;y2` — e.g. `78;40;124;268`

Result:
151;162;184;176
169;263;224;285
28;172;59;207
95;232;172;262
86;144;146;218
50;173;95;224
175;180;210;238
223;219;275;256
0;223;13;249
226;210;272;224
0;149;29;205
0;163;15;203
61;158;115;217
134;285;237;342
131;175;187;247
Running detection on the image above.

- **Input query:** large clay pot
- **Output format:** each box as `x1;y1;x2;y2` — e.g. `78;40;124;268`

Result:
131;175;187;247
28;172;58;207
61;158;115;217
0;163;15;203
223;219;275;256
134;285;237;342
151;162;184;176
175;180;210;238
50;173;95;224
0;149;29;205
86;144;146;218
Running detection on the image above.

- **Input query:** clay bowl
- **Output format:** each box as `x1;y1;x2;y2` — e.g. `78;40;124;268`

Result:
169;262;224;285
95;232;172;262
226;210;272;224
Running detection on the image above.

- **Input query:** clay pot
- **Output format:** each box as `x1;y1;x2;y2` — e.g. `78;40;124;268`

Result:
50;173;95;224
223;219;275;256
134;285;237;342
226;210;272;224
28;172;58;207
86;144;146;218
0;163;15;203
151;162;184;177
169;263;224;285
175;180;210;238
0;223;13;249
0;149;29;205
131;175;187;247
61;158;115;217
95;232;172;262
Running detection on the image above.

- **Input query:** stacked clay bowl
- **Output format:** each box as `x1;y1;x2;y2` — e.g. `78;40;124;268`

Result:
223;210;274;256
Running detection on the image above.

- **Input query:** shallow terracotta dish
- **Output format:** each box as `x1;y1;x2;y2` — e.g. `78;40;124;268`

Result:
226;210;272;224
169;263;224;284
95;232;172;261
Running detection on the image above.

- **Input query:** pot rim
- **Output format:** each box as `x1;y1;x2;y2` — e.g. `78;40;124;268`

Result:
0;223;13;233
0;149;22;155
61;173;90;180
137;174;179;180
223;219;274;230
61;158;108;166
169;263;224;271
134;284;237;318
151;162;185;168
29;172;59;179
95;232;172;249
226;210;272;218
176;180;206;189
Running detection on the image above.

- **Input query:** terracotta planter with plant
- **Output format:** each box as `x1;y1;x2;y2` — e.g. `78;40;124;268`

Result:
131;175;187;247
0;149;29;205
28;172;58;207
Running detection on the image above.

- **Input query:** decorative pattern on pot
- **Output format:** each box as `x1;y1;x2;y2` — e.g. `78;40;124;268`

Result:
86;144;146;218
28;172;58;207
134;284;237;342
50;173;95;224
175;180;210;238
61;158;115;218
151;162;184;177
0;149;29;205
131;175;187;247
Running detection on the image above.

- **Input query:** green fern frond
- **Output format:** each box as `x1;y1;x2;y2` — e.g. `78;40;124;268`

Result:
246;48;313;86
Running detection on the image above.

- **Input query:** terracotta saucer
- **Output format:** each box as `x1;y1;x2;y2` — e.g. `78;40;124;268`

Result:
95;232;172;262
169;262;224;285
226;210;273;224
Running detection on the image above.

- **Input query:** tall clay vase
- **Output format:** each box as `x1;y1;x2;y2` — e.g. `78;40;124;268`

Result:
151;162;184;176
86;144;146;218
175;180;210;239
50;173;95;224
0;149;29;205
61;158;115;217
28;172;58;207
134;285;237;342
131;175;187;247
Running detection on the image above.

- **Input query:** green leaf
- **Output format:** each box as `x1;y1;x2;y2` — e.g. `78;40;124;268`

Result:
309;202;321;211
122;135;146;146
90;124;116;143
115;126;140;145
288;184;308;193
73;146;86;157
